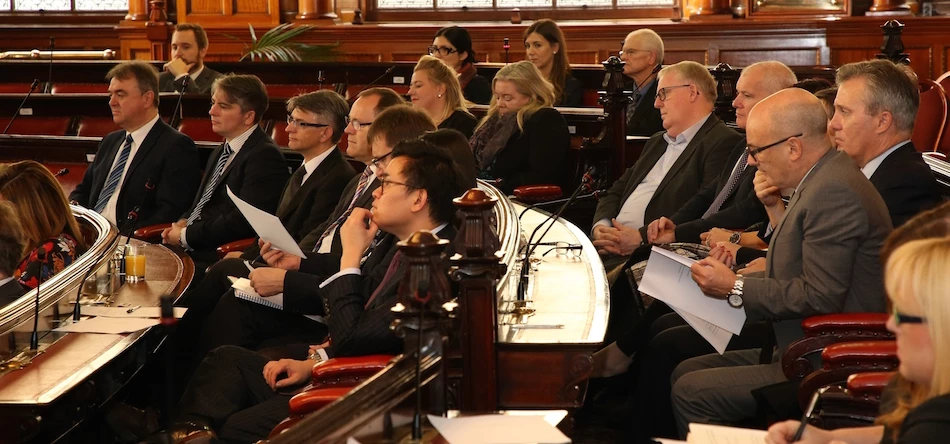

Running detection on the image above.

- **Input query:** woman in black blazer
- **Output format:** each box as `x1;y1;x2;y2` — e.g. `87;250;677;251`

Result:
429;26;492;105
523;19;583;108
470;61;570;194
409;55;478;139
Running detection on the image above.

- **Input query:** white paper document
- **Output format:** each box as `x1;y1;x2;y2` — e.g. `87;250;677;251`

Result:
427;414;570;444
229;277;325;323
686;423;767;443
639;247;747;353
80;306;187;319
227;186;307;259
54;316;160;334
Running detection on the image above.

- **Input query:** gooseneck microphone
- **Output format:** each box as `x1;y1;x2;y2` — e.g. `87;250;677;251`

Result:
351;66;395;102
3;79;40;135
170;76;190;128
503;38;510;65
518;190;605;219
119;178;155;283
73;244;114;322
43;37;54;94
54;168;69;177
29;247;47;351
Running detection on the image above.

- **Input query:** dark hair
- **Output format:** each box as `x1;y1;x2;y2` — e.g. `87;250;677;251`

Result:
175;23;209;51
420;129;477;190
881;201;950;262
0;201;26;277
0;161;85;253
106;61;160;108
357;87;406;114
366;105;435;149
523;19;571;103
434;26;476;66
793;77;834;94
212;74;269;124
392;139;463;224
287;90;350;144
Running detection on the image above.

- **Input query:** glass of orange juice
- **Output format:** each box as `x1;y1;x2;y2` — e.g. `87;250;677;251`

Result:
125;244;147;283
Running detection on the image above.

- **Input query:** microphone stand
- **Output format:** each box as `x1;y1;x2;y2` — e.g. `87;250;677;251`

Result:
73;245;114;322
170;77;189;129
518;190;604;219
43;37;54;94
160;295;177;441
120;178;155;284
3;79;40;134
29;247;47;352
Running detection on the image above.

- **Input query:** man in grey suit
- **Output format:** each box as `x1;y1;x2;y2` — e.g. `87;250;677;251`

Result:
669;88;891;436
159;23;223;94
592;61;742;273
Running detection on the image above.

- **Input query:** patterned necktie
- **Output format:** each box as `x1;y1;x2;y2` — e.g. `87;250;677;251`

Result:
365;251;403;309
702;153;748;219
188;143;233;226
277;165;306;216
94;134;134;213
312;165;373;252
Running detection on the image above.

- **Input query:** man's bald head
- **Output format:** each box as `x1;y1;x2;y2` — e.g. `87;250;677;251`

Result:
732;61;797;129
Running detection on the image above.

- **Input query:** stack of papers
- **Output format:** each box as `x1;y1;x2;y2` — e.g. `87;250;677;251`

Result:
686;423;767;443
639;247;747;354
427;414;570;444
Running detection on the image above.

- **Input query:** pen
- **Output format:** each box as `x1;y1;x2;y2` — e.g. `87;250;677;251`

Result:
793;386;828;441
126;305;141;314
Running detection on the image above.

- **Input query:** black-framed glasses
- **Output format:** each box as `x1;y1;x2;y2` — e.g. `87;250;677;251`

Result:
379;177;415;194
543;242;582;258
746;133;803;161
656;84;692;102
287;115;330;129
371;151;393;169
892;305;926;326
428;45;457;57
345;116;372;131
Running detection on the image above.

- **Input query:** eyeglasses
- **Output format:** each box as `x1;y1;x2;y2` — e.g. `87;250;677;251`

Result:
345;116;372;131
746;133;803;161
892;305;926;326
287;115;330;129
543;242;582;258
428;45;457;57
371;151;393;169
619;48;648;57
656;84;692;102
379;177;415;194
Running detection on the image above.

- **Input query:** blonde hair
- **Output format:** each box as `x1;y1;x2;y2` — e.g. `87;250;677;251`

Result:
479;61;555;132
658;61;717;103
413;55;472;123
0;161;85;255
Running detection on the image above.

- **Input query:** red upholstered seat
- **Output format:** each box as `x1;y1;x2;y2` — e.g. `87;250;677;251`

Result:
76;117;119;137
0;83;40;93
582;89;601;107
271;121;289;147
177;118;221;143
266;84;314;99
50;83;107;94
912;79;947;153
0;116;73;136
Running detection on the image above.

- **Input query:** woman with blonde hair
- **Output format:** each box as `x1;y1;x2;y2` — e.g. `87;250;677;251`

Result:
0;161;85;289
469;61;569;194
409;55;478;138
767;236;950;443
523;19;583;107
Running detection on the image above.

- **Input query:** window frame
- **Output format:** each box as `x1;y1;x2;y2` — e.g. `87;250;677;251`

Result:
0;0;128;14
367;0;681;22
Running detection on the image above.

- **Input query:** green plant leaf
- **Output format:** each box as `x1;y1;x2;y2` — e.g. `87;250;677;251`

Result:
248;23;258;44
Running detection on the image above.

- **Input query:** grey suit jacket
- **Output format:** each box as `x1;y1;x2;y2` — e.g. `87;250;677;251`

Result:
159;66;223;94
743;150;892;352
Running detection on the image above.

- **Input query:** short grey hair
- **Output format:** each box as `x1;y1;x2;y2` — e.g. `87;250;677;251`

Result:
659;61;717;102
287;90;350;144
743;61;797;95
627;29;664;63
836;59;919;132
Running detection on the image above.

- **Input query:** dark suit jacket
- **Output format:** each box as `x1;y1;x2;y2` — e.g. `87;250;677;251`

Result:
744;150;891;352
184;126;289;251
670;138;766;243
439;110;478;139
593;114;743;240
297;173;381;255
323;226;457;358
70;119;200;229
868;142;942;227
463;74;492;105
555;74;584;108
486;107;570;194
158;66;223;94
240;148;356;259
0;278;26;308
626;79;664;137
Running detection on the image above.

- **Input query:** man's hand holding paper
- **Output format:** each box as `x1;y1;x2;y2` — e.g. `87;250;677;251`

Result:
690;257;737;298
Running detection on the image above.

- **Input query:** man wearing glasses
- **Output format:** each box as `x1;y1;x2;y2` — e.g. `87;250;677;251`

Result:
669;88;891;438
619;29;665;137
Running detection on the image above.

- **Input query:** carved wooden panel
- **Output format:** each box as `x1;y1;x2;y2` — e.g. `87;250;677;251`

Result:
664;50;709;64
177;0;280;27
720;48;822;67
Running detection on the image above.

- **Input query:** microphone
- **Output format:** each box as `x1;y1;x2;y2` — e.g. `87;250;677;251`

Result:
351;66;395;103
29;247;47;351
72;242;115;322
503;38;510;64
517;167;599;300
3;79;40;135
120;178;156;283
43;37;54;94
54;168;69;177
317;70;325;90
169;76;189;128
519;190;605;219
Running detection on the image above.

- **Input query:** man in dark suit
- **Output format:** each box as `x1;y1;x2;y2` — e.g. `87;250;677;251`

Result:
670;88;891;437
830;59;941;227
592;61;742;273
0;201;27;307
70;61;200;229
163;139;465;443
158;23;223;94
161;74;289;268
620;29;665;137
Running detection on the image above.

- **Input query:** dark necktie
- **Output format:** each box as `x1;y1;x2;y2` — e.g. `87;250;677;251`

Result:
188;143;233;225
277;165;306;217
703;154;748;219
94;134;134;213
365;251;403;309
312;165;373;253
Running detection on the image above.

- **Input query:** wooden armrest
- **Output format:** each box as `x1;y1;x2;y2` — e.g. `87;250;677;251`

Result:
287;387;352;416
310;354;396;386
512;184;563;203
802;313;890;334
847;371;896;399
133;223;171;243
217;237;255;259
782;313;893;381
821;341;898;366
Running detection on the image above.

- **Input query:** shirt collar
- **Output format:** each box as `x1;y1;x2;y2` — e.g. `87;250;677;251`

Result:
301;145;336;184
861;140;910;179
126;113;161;147
226;124;258;153
663;113;711;147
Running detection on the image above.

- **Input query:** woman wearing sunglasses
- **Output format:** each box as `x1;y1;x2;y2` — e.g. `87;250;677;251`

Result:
428;26;492;105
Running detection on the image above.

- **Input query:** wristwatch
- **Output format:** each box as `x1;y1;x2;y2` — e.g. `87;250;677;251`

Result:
729;231;742;244
727;274;744;308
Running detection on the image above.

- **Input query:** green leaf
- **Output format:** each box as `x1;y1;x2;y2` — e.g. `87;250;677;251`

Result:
248;23;258;44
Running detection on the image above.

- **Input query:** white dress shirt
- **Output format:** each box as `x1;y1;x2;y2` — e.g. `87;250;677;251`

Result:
101;113;161;225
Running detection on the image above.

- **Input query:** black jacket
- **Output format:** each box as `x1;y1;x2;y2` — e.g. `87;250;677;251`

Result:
868;142;942;227
484;107;570;194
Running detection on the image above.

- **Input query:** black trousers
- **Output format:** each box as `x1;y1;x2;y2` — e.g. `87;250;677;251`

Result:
177;345;296;444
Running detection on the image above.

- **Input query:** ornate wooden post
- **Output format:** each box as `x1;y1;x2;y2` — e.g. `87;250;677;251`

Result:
146;1;173;61
876;20;911;65
687;0;731;15
599;55;632;184
711;63;739;124
125;0;149;21
298;0;339;21
450;189;505;412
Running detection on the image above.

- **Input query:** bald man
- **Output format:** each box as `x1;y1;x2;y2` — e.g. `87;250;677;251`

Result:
669;88;891;437
620;29;665;137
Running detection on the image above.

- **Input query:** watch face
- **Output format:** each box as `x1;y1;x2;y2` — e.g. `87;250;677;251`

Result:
728;293;743;308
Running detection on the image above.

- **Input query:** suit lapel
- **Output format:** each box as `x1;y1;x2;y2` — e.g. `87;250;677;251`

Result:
654;115;718;197
282;148;343;218
621;138;667;203
121;120;166;194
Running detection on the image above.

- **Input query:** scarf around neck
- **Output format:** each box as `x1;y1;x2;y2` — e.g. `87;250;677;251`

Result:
470;112;520;172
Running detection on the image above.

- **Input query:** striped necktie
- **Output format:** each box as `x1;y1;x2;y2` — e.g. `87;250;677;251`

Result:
187;143;233;226
94;134;134;213
312;165;373;252
702;153;748;219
